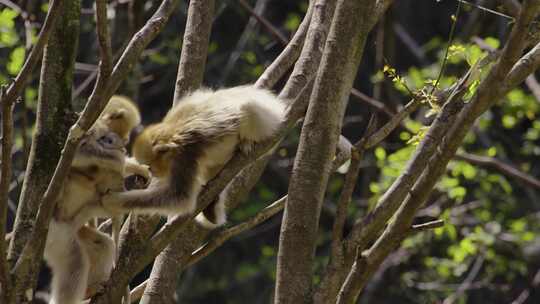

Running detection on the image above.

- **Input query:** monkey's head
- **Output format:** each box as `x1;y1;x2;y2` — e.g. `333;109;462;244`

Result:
132;123;179;178
77;121;126;168
99;95;141;142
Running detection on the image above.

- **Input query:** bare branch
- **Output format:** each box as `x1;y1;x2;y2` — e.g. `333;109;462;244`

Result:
275;0;378;302
188;197;285;267
237;0;288;46
172;0;215;105
363;98;422;149
350;88;395;117
255;3;313;89
330;148;363;264
442;255;485;304
0;0;63;108
410;219;444;232
95;0;113;77
455;153;540;190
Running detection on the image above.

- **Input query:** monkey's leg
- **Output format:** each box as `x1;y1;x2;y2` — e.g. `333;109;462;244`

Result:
48;236;90;304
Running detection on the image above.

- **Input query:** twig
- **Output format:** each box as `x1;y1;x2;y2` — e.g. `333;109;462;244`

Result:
455;153;540;190
338;1;540;298
187;197;285;267
363;98;422;149
255;2;313;89
511;268;540;304
410;219;444;232
442;254;485;304
0;87;14;300
0;0;63;108
350;88;395;117
330;148;363;264
236;0;288;46
219;0;270;85
525;75;540;102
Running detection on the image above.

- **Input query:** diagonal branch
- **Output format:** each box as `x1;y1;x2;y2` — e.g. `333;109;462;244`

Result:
455;153;540;190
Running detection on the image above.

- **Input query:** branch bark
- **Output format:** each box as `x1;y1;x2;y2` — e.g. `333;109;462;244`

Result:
172;0;215;105
274;0;377;302
0;88;15;301
7;1;80;301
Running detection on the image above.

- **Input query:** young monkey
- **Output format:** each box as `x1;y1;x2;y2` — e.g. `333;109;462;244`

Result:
44;96;146;304
102;85;286;227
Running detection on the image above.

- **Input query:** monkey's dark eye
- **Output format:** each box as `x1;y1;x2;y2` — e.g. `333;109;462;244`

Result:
99;135;114;145
98;133;122;149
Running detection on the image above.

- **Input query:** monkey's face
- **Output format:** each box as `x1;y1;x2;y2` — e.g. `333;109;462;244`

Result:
79;122;126;163
132;124;175;178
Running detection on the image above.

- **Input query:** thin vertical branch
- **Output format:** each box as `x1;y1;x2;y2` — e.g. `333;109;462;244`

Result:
0;88;15;301
172;0;215;105
330;148;363;264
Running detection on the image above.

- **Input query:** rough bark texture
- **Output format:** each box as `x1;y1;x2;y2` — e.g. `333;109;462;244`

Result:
6;2;80;301
274;1;377;303
172;0;215;105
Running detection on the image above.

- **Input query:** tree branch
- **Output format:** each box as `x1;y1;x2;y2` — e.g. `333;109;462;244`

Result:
455;153;540;190
237;0;288;46
172;0;215;105
274;0;377;302
0;0;63;108
0;87;14;301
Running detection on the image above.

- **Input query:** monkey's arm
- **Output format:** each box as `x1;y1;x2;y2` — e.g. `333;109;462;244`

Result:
101;180;201;216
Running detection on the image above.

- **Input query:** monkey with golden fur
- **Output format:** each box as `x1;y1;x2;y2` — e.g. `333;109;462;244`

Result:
44;96;146;304
102;85;286;227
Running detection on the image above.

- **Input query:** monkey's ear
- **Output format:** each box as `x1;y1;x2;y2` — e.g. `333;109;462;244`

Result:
153;143;179;154
109;109;126;120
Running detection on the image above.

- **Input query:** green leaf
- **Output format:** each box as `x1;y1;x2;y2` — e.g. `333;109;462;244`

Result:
7;46;25;76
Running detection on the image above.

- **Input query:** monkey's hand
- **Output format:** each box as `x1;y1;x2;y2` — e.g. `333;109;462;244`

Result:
100;191;128;215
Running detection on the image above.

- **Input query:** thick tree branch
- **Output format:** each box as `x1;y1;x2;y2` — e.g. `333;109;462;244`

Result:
7;2;80;301
274;0;377;302
0;0;63;108
172;0;215;105
95;0;113;77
